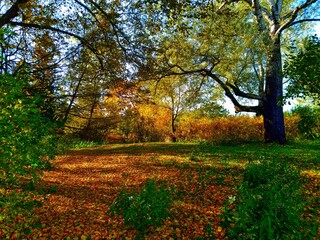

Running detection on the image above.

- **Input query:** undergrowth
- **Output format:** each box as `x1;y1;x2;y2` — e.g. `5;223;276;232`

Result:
109;178;173;235
220;157;318;239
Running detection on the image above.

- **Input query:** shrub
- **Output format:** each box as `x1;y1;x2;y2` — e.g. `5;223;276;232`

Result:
221;158;309;239
0;74;57;231
177;115;299;143
292;106;320;139
0;74;57;187
109;178;173;233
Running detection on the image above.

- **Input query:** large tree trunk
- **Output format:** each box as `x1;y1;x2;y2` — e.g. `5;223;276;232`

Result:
263;37;286;144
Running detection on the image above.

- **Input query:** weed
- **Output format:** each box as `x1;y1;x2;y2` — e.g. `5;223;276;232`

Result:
109;178;173;234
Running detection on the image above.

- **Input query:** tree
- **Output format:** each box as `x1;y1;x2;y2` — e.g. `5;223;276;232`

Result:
284;35;320;104
147;75;205;142
0;73;56;185
0;0;135;136
140;0;320;143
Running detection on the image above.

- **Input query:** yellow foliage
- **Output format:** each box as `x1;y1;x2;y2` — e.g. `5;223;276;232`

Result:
177;115;299;143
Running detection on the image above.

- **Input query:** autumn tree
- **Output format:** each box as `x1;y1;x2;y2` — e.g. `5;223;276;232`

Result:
146;74;209;141
0;0;138;133
139;0;320;143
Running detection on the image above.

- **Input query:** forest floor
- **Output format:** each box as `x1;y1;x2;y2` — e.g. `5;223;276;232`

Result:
2;141;320;239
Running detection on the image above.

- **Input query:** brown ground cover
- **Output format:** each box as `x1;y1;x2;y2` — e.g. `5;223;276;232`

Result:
1;142;319;239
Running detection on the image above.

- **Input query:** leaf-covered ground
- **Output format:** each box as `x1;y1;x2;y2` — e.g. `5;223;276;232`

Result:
1;142;319;239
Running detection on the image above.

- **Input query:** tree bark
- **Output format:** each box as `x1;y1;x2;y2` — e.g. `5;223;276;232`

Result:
263;36;286;143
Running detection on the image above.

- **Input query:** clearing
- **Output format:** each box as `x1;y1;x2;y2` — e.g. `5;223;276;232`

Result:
2;142;319;239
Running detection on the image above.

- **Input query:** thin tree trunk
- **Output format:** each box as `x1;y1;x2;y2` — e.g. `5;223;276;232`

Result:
263;37;286;143
171;112;177;142
63;72;84;123
170;96;177;142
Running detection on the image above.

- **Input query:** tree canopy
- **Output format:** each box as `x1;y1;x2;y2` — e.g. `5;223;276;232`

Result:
0;0;319;144
284;35;320;104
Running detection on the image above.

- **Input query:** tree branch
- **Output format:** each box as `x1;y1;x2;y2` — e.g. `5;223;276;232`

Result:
8;21;105;68
86;0;130;55
226;82;263;100
162;62;263;113
277;0;319;35
286;18;320;29
0;0;31;28
250;0;268;32
204;70;262;113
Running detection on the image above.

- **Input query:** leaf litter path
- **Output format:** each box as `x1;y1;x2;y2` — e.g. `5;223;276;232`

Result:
36;143;318;239
8;143;243;239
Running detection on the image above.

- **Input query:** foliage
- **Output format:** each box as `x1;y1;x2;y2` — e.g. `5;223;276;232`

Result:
177;115;300;143
221;158;312;239
0;190;43;236
63;110;301;144
0;74;57;230
284;36;320;104
109;178;173;233
0;74;57;187
291;105;320;139
57;135;104;152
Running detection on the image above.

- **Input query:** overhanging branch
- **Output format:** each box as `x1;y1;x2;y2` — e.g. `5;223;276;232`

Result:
8;21;105;68
204;70;262;113
226;82;263;100
162;63;263;113
286;18;320;29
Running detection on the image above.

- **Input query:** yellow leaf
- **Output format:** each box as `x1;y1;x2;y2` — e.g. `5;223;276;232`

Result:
217;226;222;232
80;235;87;240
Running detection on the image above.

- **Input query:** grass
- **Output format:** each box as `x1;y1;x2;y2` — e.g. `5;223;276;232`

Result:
1;140;319;239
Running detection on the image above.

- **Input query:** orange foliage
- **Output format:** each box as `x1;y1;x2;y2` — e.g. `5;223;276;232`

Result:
136;104;171;136
177;115;300;143
116;104;172;142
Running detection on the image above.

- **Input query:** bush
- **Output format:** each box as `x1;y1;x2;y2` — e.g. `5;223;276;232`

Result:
0;74;57;230
221;158;309;239
0;74;57;186
177;116;299;143
292;106;320;139
109;178;173;233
